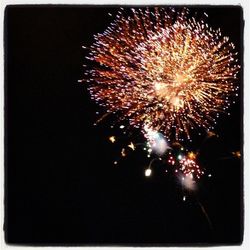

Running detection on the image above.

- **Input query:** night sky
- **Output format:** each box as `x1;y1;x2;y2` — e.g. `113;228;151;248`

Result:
5;5;243;245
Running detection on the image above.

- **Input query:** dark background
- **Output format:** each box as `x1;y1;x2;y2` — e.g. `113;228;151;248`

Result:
4;5;243;245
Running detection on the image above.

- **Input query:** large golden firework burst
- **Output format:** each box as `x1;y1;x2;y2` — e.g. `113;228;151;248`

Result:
84;7;240;142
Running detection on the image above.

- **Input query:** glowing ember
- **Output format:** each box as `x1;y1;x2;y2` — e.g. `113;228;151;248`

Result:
145;168;152;177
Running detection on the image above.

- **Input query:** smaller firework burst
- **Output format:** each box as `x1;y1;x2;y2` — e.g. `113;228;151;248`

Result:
179;156;204;179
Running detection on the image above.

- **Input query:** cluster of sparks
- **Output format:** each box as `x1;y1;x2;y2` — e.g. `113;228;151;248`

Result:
82;7;240;142
81;7;240;196
179;156;203;179
109;127;207;192
144;129;205;189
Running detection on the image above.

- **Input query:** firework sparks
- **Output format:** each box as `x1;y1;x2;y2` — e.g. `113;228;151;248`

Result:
84;7;240;142
144;124;170;156
121;148;126;157
128;142;136;151
188;151;196;160
145;168;152;177
109;136;116;143
81;7;240;201
165;149;204;188
179;156;204;179
232;151;241;158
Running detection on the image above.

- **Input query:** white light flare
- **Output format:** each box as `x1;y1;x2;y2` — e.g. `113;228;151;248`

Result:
145;168;152;177
143;125;171;155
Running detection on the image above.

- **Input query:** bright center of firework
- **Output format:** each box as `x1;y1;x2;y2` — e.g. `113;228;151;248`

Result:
154;72;190;110
175;73;186;85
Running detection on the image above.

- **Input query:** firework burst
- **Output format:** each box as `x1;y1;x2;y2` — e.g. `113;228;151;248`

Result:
83;7;240;142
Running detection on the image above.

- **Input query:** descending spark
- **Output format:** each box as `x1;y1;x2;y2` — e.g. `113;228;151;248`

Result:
145;168;152;177
83;7;240;142
109;136;116;143
121;148;126;157
188;151;196;160
218;150;241;160
207;131;218;138
128;142;136;151
94;113;110;125
232;151;241;158
198;201;213;230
